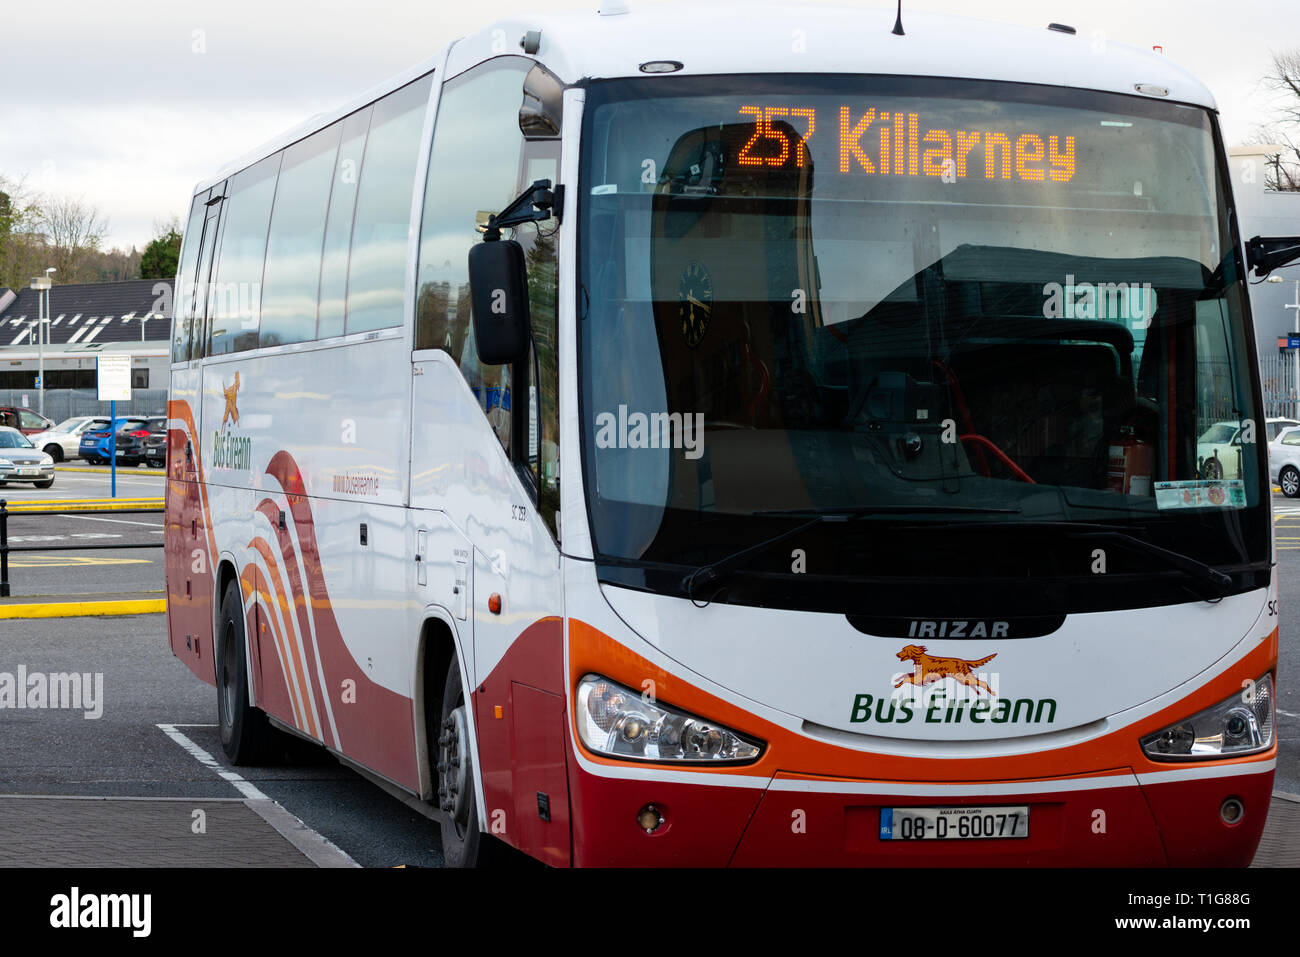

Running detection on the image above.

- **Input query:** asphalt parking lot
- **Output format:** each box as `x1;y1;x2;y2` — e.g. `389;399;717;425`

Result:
0;471;1296;867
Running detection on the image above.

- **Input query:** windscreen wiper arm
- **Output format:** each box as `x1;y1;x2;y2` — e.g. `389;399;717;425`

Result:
937;519;1233;599
683;504;1021;602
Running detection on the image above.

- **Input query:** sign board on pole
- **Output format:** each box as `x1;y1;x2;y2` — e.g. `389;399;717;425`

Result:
96;355;132;401
1289;336;1300;350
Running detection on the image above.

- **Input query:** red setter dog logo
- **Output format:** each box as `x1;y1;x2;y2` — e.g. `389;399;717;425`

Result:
895;644;997;696
221;372;240;429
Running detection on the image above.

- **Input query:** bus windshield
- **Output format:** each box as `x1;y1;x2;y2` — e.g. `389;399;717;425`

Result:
577;75;1268;612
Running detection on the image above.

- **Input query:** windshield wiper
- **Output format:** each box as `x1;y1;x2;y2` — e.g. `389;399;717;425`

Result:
937;520;1233;600
683;504;1021;603
755;505;1022;518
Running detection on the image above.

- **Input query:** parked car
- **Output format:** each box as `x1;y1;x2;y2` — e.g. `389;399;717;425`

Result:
1196;420;1246;480
0;426;55;488
0;406;54;436
1270;425;1300;497
79;416;150;465
1267;417;1300;444
142;424;168;469
27;415;100;462
114;416;167;466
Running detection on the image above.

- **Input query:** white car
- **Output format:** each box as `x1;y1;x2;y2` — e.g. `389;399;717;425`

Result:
0;426;55;488
27;415;99;463
1196;420;1245;480
1267;417;1300;444
1270;425;1300;497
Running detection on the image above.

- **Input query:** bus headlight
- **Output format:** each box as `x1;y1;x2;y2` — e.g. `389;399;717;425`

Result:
576;674;764;764
1140;674;1274;760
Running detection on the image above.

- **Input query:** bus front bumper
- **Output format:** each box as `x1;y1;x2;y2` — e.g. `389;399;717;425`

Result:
567;760;1274;867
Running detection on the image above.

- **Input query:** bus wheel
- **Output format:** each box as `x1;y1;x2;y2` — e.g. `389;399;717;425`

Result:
216;580;271;764
437;660;493;867
1282;466;1300;498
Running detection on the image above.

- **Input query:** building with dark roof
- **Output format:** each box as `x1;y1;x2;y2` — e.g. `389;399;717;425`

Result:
0;279;171;390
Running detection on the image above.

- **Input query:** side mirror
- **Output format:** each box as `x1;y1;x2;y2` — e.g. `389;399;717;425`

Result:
1246;235;1300;277
468;239;531;365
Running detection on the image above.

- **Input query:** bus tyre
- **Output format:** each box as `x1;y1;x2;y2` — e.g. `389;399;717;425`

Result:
216;580;271;764
1282;466;1300;498
437;660;497;867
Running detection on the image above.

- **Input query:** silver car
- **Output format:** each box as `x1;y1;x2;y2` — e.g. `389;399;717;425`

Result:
26;415;99;463
0;426;55;489
1271;426;1300;497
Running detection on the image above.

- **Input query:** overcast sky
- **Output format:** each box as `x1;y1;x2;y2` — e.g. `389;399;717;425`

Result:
1;0;1294;250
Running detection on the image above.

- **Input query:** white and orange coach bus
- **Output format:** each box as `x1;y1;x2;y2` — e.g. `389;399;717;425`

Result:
165;3;1295;866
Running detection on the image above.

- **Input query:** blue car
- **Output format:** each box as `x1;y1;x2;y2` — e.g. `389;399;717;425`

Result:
78;416;149;464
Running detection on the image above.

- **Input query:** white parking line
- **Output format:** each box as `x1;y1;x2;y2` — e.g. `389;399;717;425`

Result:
156;723;269;800
68;514;162;528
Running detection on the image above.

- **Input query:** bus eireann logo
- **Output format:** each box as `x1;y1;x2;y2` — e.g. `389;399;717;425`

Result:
895;644;997;696
221;372;240;429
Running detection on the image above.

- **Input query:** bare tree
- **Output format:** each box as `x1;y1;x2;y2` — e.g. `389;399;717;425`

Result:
0;174;44;290
1258;50;1300;191
40;195;108;282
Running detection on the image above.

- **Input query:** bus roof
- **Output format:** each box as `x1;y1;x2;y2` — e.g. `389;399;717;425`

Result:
194;1;1217;195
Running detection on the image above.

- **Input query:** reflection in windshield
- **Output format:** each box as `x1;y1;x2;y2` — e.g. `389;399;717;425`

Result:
1199;422;1239;445
578;76;1268;602
0;431;34;449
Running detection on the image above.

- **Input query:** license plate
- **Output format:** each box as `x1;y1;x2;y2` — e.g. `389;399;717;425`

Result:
116;450;126;456
18;468;37;476
881;806;1030;841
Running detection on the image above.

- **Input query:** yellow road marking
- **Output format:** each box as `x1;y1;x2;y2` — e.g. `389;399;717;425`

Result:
0;598;166;619
7;556;154;568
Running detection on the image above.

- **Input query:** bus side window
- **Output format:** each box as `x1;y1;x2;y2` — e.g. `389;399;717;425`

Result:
172;192;208;363
191;188;225;362
345;75;433;335
517;144;560;534
318;107;372;339
260;122;342;348
209;154;280;356
415;58;534;456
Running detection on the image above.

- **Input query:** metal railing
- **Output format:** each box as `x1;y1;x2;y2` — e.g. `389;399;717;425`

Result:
0;499;164;597
0;388;168;421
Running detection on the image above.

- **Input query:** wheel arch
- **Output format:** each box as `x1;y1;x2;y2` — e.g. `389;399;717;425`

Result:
413;608;486;828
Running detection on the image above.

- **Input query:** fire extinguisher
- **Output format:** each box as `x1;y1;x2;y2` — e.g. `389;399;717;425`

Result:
1107;426;1153;496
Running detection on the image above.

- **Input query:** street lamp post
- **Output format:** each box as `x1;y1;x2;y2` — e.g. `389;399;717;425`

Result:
28;270;55;416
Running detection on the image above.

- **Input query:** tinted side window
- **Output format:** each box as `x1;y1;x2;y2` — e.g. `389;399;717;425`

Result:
318;107;372;339
416;60;532;457
210;154;281;355
416;62;530;353
345;76;432;334
259;124;342;347
172;193;208;363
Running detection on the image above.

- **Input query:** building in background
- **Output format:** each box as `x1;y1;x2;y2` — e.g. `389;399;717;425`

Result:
0;279;171;391
1232;146;1300;417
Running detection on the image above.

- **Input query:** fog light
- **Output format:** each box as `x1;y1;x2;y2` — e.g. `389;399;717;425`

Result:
637;804;665;833
1220;797;1244;825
